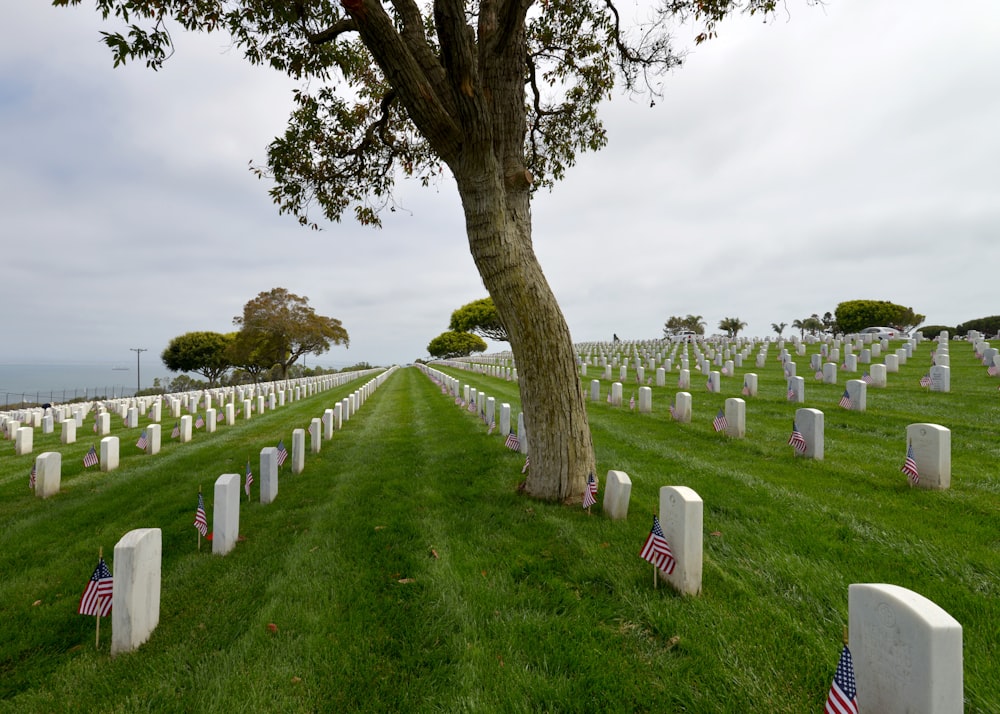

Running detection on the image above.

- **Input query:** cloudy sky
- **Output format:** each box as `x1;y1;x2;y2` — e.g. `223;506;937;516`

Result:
3;1;998;371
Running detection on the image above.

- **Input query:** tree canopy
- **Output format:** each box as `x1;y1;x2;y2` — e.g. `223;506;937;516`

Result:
233;288;349;378
718;317;746;338
160;331;234;386
60;0;796;503
663;315;707;337
449;297;508;342
835;300;925;335
956;315;1000;338
427;330;488;359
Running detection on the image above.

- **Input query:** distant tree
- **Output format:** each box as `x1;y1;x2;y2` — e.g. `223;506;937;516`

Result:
663;314;707;337
835;300;925;335
919;325;954;340
821;311;837;333
163;374;205;393
771;322;787;336
226;329;275;382
718;317;747;338
956;316;1000;338
428;331;488;359
161;331;234;386
449;298;508;342
791;319;805;339
233;288;349;379
340;362;375;372
802;316;824;336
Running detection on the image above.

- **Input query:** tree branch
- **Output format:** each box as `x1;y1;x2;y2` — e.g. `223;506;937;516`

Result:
307;17;358;45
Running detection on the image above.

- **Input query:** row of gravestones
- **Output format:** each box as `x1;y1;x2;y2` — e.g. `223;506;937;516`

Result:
430;359;965;713
91;366;398;656
418;364;529;455
18;369;388;499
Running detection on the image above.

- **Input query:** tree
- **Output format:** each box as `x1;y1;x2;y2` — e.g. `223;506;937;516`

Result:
449;298;508;342
63;0;788;503
233;288;349;379
428;331;488;359
919;325;954;340
663;315;707;338
718;317;746;338
226;329;277;383
160;331;234;386
771;322;787;336
791;319;805;339
956;316;1000;338
835;300;925;335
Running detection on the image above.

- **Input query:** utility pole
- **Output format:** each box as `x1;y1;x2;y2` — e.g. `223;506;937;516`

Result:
130;348;147;395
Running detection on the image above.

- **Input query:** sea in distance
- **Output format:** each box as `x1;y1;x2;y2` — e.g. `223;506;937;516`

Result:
0;361;178;405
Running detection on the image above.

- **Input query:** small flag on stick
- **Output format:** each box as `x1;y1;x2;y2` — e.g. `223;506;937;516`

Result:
712;408;727;433
171;421;180;439
824;643;859;714
504;433;520;451
582;472;597;509
194;490;208;538
83;445;99;468
244;459;254;498
901;440;919;486
639;515;676;575
276;440;288;467
136;430;148;450
838;389;854;410
78;554;113;618
29;462;37;490
788;421;807;455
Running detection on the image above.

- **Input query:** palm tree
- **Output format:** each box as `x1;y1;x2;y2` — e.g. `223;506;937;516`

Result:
791;319;805;339
684;314;707;335
771;322;787;336
718;317;747;338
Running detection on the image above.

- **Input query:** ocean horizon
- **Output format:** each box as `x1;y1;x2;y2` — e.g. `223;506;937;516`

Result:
0;362;177;405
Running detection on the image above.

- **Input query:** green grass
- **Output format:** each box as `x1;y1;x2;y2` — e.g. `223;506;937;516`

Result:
1;342;999;712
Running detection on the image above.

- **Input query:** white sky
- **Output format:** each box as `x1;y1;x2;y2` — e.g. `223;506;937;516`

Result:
2;1;998;368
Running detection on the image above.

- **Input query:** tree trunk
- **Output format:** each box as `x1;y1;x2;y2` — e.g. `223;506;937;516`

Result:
454;169;595;503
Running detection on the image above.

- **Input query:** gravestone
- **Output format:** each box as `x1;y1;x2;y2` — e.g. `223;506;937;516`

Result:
35;452;61;499
822;362;838;384
928;365;950;393
516;412;528;454
677;369;691;389
724;398;745;439
590;379;600;401
845;354;857;372
783;361;797;379
658;485;703;596
788;376;805;403
333;403;343;430
61;419;77;445
872;343;882;358
845;379;867;412
42;415;54;434
603;470;632;520
212;474;241;555
145;424;161;455
341;397;350;421
655;368;666;386
671;392;692;423
224;403;235;426
906;423;951;490
742;373;758;397
638;386;652;414
486;397;496;426
292;428;306;474
706;371;720;393
310;418;322;453
179;415;193;443
610;382;623;407
97;413;110;436
636;366;645;383
259;447;278;504
849;583;962;713
205;408;216;433
870;363;888;388
243;399;252;419
323;409;334;440
256;395;265;416
810;353;822;371
895;347;908;365
500;403;511;436
859;348;871;364
111;528;162;656
100;436;120;472
885;354;899;373
149;401;162;422
126;407;138;429
795;407;824;460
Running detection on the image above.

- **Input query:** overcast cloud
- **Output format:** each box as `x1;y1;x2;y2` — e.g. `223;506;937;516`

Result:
2;1;998;371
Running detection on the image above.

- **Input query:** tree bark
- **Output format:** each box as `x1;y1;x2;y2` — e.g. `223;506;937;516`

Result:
454;167;595;502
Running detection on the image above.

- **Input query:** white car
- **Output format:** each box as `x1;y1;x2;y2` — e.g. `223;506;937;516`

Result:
859;326;899;339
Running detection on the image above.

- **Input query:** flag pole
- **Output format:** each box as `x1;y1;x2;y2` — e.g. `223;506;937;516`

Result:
95;547;102;649
843;625;849;646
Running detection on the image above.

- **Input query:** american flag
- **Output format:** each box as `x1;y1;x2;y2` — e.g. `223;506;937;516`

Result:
706;377;713;392
505;433;520;451
639;515;676;574
815;371;823;380
824;644;859;714
276;439;288;466
787;381;796;401
171;421;180;439
78;557;113;617
902;441;919;485
194;492;208;536
606;389;611;404
988;364;999;377
29;462;37;490
92;417;98;433
741;379;750;396
839;390;853;410
840;362;848;371
582;472;597;509
788;421;807;455
629;393;635;410
487;420;496;435
721;366;730;376
83;445;99;468
195;414;205;429
712;408;727;432
919;373;932;387
244;460;254;496
522;456;530;474
861;372;873;385
668;404;677;420
136;430;148;450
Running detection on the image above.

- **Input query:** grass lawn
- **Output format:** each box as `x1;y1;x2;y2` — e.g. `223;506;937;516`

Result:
1;340;998;712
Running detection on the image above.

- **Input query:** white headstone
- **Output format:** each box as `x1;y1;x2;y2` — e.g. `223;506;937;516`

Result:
292;428;306;474
905;423;951;490
677;369;691;390
212;474;241;555
884;354;899;373
100;436;120;472
658;486;703;596
822;362;838;384
259;447;278;504
310;418;322;453
671;392;692;423
35;452;62;498
845;379;867;412
610;382;623;407
849;583;962;714
323;409;334;440
61;419;77;445
724;398;745;439
638;386;652;414
145;423;161;455
111;527;162;655
602;470;632;521
928;365;950;393
795;408;824;460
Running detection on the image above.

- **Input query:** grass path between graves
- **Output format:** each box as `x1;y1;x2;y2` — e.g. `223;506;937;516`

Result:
1;352;999;712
